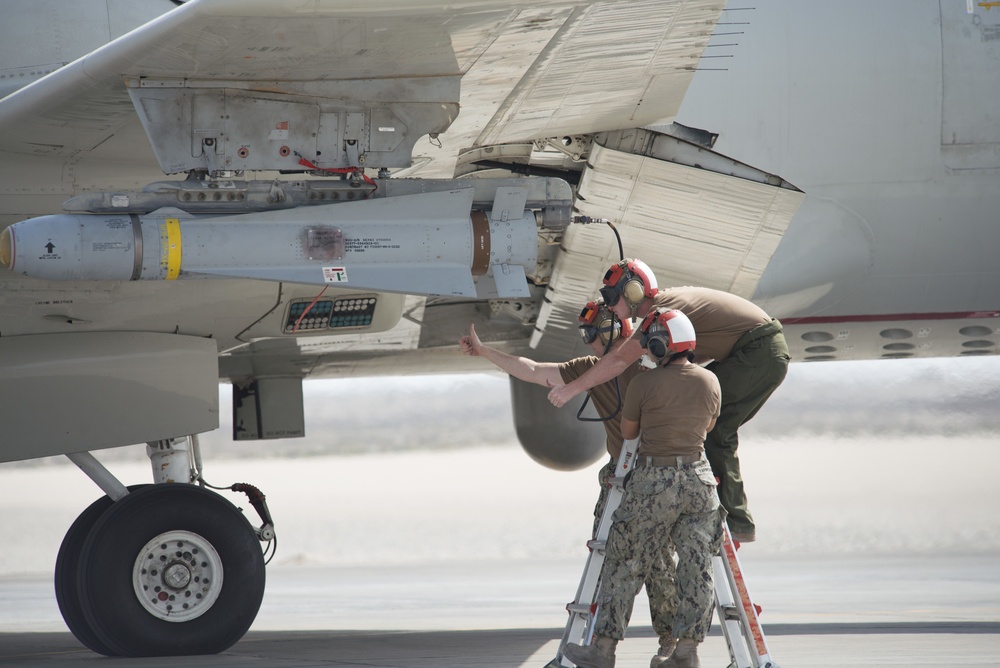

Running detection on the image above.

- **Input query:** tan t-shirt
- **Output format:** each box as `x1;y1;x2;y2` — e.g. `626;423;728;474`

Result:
622;362;721;457
653;287;770;362
560;357;643;458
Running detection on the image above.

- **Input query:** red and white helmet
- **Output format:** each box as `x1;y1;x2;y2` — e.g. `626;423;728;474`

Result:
578;298;632;345
639;308;696;361
600;258;658;310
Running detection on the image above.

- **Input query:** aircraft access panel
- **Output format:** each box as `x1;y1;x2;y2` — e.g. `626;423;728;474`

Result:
284;296;377;334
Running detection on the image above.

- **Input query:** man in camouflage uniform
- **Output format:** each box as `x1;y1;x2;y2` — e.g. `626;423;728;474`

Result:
459;299;679;648
564;308;723;668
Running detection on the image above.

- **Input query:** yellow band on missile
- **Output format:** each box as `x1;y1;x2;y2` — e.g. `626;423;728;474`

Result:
0;227;12;270
162;218;182;280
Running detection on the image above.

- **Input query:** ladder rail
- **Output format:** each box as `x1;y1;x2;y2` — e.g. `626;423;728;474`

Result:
714;524;780;668
713;546;756;667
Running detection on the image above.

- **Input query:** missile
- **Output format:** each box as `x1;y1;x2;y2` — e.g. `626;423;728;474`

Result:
0;188;538;298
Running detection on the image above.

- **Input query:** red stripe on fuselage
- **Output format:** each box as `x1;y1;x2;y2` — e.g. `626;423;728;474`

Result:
782;311;1000;325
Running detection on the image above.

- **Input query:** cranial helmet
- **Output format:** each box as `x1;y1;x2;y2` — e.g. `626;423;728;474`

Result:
639;308;696;361
578;298;631;346
600;258;658;310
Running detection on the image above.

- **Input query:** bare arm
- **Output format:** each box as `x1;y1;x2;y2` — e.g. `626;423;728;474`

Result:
459;324;563;387
547;336;644;407
621;416;640;440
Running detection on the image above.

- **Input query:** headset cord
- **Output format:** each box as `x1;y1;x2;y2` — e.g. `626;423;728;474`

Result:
575;313;624;423
571;216;626;422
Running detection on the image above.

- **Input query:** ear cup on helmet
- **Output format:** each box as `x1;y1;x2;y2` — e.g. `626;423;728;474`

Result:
647;335;668;360
597;317;619;344
622;278;646;307
640;308;697;361
580;298;625;346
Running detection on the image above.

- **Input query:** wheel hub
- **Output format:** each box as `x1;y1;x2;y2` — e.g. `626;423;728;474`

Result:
132;530;224;622
163;561;193;589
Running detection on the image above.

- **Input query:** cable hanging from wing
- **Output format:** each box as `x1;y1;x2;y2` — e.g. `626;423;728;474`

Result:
293;151;378;197
575;330;624;423
291;285;330;333
572;215;627;424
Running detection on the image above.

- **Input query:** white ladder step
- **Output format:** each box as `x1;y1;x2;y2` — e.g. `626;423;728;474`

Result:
565;602;595;615
719;603;741;620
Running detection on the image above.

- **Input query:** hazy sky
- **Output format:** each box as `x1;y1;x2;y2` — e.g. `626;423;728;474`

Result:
291;353;1000;437
2;354;998;578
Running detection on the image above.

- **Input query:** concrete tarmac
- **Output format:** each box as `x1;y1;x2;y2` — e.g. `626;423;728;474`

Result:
3;438;998;666
4;624;1000;667
2;555;998;667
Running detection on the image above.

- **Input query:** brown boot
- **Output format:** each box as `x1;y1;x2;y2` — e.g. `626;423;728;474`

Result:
649;636;677;667
563;635;618;668
660;638;699;667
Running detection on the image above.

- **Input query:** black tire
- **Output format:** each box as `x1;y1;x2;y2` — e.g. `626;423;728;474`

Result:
55;493;116;655
54;484;149;656
77;484;265;656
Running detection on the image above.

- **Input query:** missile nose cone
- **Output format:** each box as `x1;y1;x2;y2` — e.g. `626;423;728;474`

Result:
0;227;12;270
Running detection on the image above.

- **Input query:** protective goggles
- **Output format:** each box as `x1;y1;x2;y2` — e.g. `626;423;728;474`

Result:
579;321;620;345
600;264;627;306
598;284;622;306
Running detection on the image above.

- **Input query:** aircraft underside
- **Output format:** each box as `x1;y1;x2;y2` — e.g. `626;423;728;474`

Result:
0;0;997;657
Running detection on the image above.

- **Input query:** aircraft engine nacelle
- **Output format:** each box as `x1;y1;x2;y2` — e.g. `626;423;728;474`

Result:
0;188;539;299
509;377;607;471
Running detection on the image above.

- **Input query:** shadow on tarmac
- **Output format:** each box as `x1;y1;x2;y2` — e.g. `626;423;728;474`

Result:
4;622;1000;667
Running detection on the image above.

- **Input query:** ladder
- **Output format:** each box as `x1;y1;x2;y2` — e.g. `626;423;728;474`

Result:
712;524;779;668
544;437;640;668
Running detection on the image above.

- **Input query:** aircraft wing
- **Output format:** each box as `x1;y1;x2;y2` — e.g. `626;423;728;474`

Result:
529;130;803;358
0;0;725;214
0;0;804;465
0;0;808;467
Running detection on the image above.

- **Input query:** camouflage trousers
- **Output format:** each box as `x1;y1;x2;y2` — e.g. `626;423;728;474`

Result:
593;459;678;639
594;459;724;643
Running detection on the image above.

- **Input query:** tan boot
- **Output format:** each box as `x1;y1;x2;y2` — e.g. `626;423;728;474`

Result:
659;638;699;667
563;635;618;668
649;636;677;667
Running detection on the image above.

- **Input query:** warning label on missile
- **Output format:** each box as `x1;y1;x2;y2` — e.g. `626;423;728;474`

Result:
323;266;348;283
92;242;131;252
344;237;400;252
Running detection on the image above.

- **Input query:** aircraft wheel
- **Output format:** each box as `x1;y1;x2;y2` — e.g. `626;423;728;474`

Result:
55;493;117;655
77;484;265;656
54;484;149;655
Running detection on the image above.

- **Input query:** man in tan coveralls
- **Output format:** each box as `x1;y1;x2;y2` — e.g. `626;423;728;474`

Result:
548;259;789;543
458;299;679;650
563;308;723;668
